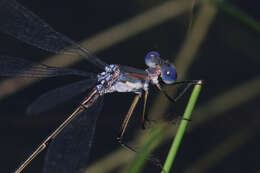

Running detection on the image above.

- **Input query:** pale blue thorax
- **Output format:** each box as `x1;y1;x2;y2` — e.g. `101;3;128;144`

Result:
96;64;160;95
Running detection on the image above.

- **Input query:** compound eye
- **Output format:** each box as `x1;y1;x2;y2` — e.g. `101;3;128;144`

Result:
145;51;160;67
161;64;177;84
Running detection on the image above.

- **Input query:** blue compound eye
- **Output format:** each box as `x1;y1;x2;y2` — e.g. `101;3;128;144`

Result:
145;51;160;67
161;64;177;84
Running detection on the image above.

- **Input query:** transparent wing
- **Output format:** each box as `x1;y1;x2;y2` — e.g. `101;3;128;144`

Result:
43;97;104;173
0;0;107;69
0;55;94;77
27;79;97;115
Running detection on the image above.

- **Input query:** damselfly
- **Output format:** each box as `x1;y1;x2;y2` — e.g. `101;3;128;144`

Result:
0;0;199;172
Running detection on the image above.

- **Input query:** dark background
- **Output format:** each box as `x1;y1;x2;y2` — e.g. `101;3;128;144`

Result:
0;0;259;172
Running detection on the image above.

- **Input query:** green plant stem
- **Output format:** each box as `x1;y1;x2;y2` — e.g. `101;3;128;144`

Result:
127;124;165;173
207;0;260;34
220;1;260;34
162;80;203;173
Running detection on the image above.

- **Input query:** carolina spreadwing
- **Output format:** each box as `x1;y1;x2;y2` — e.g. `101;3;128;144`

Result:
0;0;200;172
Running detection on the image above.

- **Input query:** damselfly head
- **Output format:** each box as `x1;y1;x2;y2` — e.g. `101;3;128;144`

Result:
145;51;177;84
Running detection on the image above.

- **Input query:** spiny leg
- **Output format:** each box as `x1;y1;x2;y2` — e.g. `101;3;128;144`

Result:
157;80;202;123
116;94;164;170
117;94;141;148
157;80;202;103
141;91;157;129
141;91;148;129
172;80;201;103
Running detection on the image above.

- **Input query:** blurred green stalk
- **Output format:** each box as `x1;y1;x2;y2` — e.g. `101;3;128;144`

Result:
162;80;203;173
127;123;165;173
220;1;260;33
207;0;260;33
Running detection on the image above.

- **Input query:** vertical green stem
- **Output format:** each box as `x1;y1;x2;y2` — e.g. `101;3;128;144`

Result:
162;80;203;173
127;124;165;173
